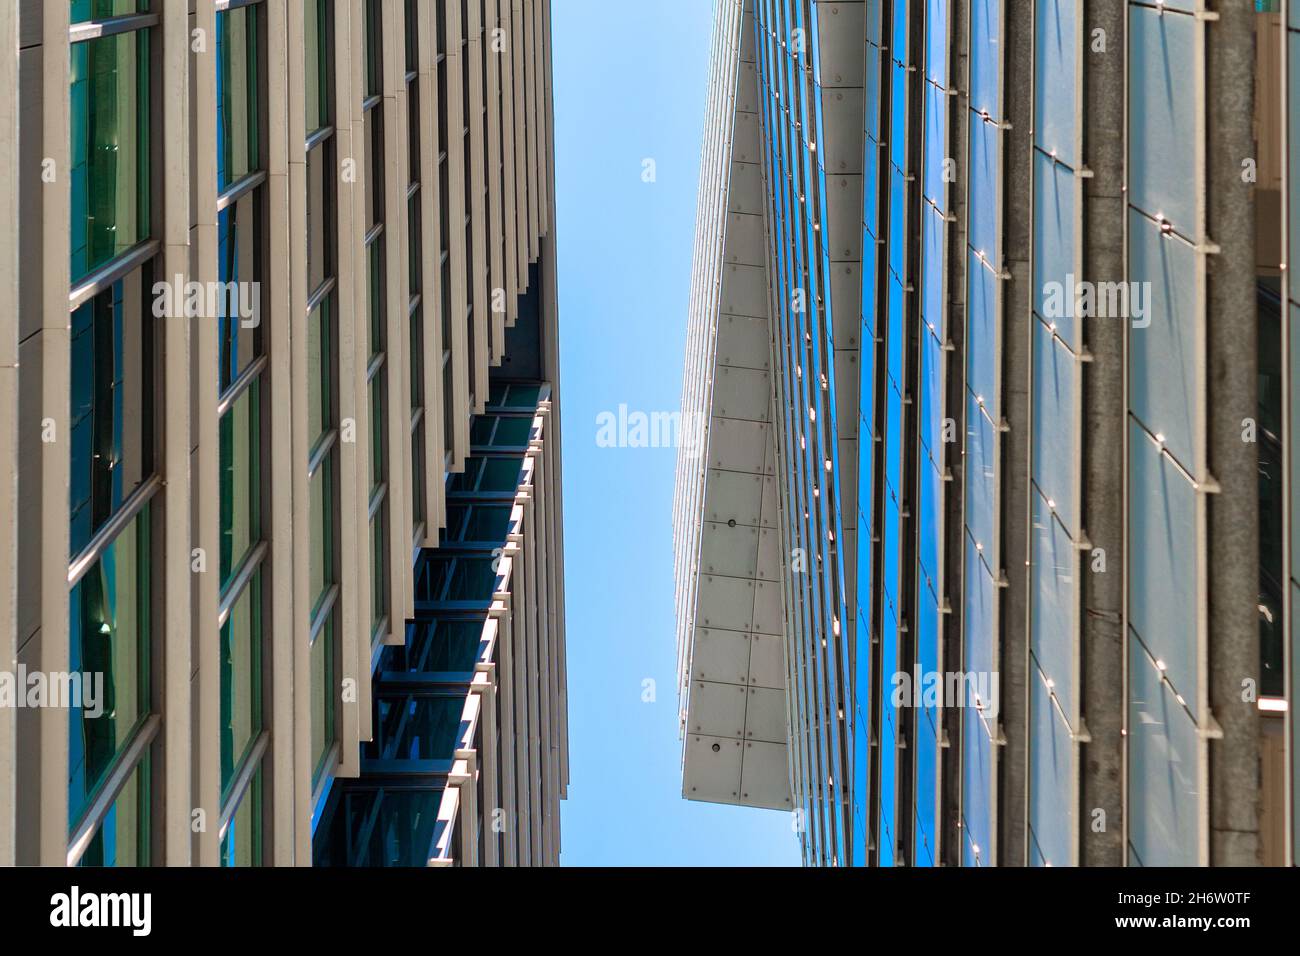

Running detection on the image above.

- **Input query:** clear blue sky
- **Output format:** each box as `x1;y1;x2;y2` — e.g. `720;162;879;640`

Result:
551;0;800;866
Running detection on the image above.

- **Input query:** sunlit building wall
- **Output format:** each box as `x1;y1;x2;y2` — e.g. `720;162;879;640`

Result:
0;0;564;867
680;0;1282;867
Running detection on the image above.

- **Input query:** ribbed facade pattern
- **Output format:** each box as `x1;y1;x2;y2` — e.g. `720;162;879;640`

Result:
0;0;564;867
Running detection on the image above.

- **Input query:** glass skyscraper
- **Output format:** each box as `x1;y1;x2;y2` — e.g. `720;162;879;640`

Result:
0;0;565;867
677;0;1294;867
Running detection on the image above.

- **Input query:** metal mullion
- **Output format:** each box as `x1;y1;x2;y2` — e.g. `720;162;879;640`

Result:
217;729;269;836
66;715;161;866
217;169;268;213
309;583;340;643
218;540;269;626
69;13;159;44
217;355;268;416
305;123;335;152
67;475;162;588
308;428;339;478
69;239;162;312
306;274;337;313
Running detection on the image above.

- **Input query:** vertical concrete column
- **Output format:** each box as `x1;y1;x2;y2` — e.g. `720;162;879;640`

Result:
158;0;195;867
500;0;521;324
263;0;297;867
380;0;413;636
0;0;19;870
1206;0;1261;867
485;0;507;362
334;0;362;798
467;0;490;403
335;0;364;781
1079;0;1126;869
284;0;313;865
998;0;1034;867
447;0;472;468
415;0;448;535
511;0;529;293
192;0;222;868
939;0;970;869
21;0;73;869
493;591;519;864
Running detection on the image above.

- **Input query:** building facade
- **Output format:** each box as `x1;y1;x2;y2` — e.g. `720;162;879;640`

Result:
0;0;566;867
677;0;1293;867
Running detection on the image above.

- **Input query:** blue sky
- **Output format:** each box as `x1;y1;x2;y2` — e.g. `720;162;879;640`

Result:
551;1;799;866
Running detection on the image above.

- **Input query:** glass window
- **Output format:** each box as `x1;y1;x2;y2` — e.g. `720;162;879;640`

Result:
217;3;261;192
372;694;463;760
410;305;423;411
405;0;419;74
219;379;261;587
68;504;151;827
370;510;386;637
409;190;422;294
308;297;333;447
220;766;261;867
472;414;532;448
368;238;384;357
369;373;385;493
411;414;426;532
220;571;262;795
365;0;383;97
310;609;336;781
364;110;382;231
408;81;421;177
70;27;151;283
309;453;334;614
71;0;150;24
304;0;330;135
447;455;522;493
76;753;150;867
69;270;154;556
218;196;264;393
306;144;333;297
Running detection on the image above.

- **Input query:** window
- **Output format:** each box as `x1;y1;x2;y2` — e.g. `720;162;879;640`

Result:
216;0;268;865
69;273;155;556
363;1;392;643
70;17;151;283
220;570;262;795
217;3;260;192
304;0;330;135
68;504;151;827
66;5;159;867
304;4;338;781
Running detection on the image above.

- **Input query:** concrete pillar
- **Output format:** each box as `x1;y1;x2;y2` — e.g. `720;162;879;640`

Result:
1206;0;1261;867
1079;0;1126;869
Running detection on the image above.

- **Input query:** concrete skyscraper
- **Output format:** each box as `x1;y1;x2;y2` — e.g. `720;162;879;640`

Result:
676;0;1292;867
0;0;566;868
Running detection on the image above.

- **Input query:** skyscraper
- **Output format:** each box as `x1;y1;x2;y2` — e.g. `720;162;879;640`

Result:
677;0;1291;867
0;0;565;868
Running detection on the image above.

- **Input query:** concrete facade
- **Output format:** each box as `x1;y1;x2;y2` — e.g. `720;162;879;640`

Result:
0;0;563;867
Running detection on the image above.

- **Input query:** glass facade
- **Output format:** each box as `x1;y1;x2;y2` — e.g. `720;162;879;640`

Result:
66;3;158;867
314;384;556;867
216;0;268;865
683;0;1282;867
752;0;852;866
7;0;559;868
